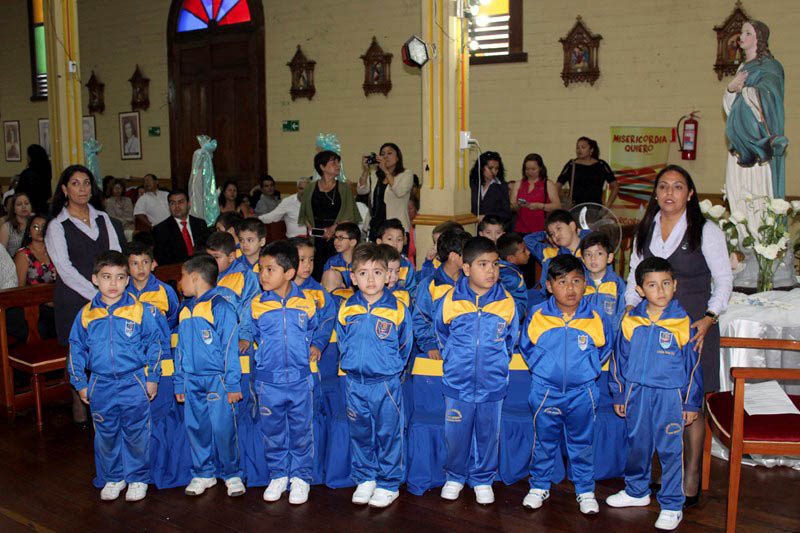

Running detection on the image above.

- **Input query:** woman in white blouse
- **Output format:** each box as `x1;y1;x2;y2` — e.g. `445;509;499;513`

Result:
625;164;733;507
358;143;414;241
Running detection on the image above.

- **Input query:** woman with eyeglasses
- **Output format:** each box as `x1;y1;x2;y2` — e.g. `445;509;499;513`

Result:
469;151;511;225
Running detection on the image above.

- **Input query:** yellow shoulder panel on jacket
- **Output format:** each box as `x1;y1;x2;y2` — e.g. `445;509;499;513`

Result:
441;292;477;325
482;296;516;325
526;309;565;345
192;299;215;325
114;301;144;324
140;286;169;314
251;299;282;319
80;303;107;328
287;295;317;319
621;313;650;341
569;313;606;348
218;272;245;296
338;302;367;325
657;316;692;347
371;301;406;326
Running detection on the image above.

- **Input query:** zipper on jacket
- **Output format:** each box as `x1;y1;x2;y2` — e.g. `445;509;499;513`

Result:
562;316;568;393
109;312;117;378
474;295;481;398
282;297;288;376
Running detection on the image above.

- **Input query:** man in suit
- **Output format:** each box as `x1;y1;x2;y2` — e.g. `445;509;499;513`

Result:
153;189;210;266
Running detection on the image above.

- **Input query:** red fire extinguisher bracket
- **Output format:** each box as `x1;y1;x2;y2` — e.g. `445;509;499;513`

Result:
677;111;700;161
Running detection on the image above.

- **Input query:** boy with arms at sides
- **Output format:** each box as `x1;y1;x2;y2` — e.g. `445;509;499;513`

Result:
241;241;319;504
580;231;626;330
69;251;166;502
519;255;613;515
215;212;244;257
434;237;518;504
236;217;268;273
477;215;506;243
126;241;180;330
496;232;531;324
413;229;471;360
375;218;417;294
335;243;413;508
321;222;361;292
174;254;245;497
419;220;463;279
606;257;701;531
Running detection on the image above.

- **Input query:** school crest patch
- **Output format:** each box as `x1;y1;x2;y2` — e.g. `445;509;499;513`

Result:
201;329;213;345
124;321;135;337
659;331;673;350
375;319;393;340
604;299;616;315
577;334;589;351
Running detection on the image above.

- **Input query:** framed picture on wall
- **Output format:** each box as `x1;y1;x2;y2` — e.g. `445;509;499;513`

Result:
119;111;141;160
82;115;96;142
3;121;21;162
38;118;51;158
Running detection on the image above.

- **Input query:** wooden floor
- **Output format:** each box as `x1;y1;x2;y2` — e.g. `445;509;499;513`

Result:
1;406;799;532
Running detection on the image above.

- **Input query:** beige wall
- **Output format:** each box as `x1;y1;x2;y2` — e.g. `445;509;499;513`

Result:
0;0;797;198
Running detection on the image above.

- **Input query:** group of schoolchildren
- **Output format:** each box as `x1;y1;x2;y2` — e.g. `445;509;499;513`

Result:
68;207;702;530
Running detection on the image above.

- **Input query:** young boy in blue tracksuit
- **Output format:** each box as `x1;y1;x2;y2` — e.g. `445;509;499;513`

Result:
321;222;361;291
580;232;626;330
68;251;165;502
205;231;261;326
235;217;268;273
434;237;518;504
126;241;180;330
419;220;463;279
174;254;245;498
378;244;412;309
496;232;531;324
241;241;319;505
606;257;702;531
375;218;417;295
336;243;413;508
477;215;505;243
519;254;613;515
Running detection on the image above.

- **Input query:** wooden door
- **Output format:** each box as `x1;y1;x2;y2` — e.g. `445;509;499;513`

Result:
167;0;266;192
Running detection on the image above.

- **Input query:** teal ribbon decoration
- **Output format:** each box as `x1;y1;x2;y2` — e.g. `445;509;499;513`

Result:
316;132;346;182
188;135;219;225
83;139;103;188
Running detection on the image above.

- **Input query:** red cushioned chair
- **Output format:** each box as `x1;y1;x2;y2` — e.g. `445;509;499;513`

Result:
702;337;800;533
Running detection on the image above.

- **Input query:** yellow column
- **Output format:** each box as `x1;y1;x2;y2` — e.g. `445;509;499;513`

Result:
415;0;476;266
44;0;83;177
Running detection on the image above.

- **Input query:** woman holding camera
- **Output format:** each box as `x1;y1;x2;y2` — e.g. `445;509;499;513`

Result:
358;143;414;241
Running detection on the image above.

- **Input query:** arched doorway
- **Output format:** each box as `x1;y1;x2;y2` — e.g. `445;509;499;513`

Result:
167;0;266;192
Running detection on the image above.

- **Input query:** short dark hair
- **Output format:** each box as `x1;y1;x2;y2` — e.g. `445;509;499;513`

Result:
260;175;275;186
167;188;189;202
432;220;463;236
436;228;472;263
546;254;584;281
635;256;674;287
126;240;154;260
314;150;341;176
351;243;387;271
579;231;613;255
496;232;525;260
376;243;401;264
335;222;361;242
478;215;505;234
215;212;244;232
289;236;315;252
93;250;128;275
545;209;576;229
377;218;405;239
238;217;266;239
183;253;218;285
462;236;498;265
205;231;237;255
260;240;298;272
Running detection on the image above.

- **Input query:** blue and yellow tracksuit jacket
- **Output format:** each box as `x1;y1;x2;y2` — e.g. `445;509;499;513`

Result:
399;255;417;294
234;254;260;274
68;292;166;389
610;299;703;412
217;260;261;326
335;290;413;380
584;267;627;332
498;259;527;323
412;265;459;354
524;229;589;295
390;285;412;311
173;287;242;394
520;296;612;391
297;277;336;352
242;282;319;384
419;257;441;280
323;253;352;288
434;276;519;402
127;274;180;330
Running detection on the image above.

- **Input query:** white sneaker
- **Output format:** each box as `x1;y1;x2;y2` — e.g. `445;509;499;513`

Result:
655;510;683;530
351;481;377;505
289;477;310;505
225;477;246;497
125;482;148;502
185;477;217;496
263;477;288;502
100;481;127;501
474;485;495;505
440;481;464;501
577;492;599;514
606;489;651;508
368;488;399;508
522;488;550;509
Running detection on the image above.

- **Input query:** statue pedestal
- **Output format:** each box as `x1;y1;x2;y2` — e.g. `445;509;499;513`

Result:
732;245;797;290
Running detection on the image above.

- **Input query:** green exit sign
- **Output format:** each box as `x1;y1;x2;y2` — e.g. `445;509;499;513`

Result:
148;127;161;137
282;120;299;132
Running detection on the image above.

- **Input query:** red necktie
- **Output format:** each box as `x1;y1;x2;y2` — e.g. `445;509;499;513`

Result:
181;220;194;255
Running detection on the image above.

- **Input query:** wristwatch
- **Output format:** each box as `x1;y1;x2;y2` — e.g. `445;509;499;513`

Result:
704;310;719;324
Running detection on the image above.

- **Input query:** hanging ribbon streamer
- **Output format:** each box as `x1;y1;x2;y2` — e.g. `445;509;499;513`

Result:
315;132;346;182
83;139;103;189
188;135;219;226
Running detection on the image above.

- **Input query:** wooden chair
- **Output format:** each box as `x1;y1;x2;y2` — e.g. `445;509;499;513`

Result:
0;284;70;431
702;336;800;533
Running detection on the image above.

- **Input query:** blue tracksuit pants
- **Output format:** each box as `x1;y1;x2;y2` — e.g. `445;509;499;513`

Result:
89;370;152;483
256;375;315;483
444;397;502;487
183;374;242;480
528;381;598;493
345;375;405;491
623;384;686;510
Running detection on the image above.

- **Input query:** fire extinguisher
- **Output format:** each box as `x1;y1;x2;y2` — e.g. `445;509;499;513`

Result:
677;111;700;160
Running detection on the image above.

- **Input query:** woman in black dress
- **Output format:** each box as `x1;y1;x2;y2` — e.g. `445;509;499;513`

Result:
557;136;619;207
15;144;52;215
469;151;511;225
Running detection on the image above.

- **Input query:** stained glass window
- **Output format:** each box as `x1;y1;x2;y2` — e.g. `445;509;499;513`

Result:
29;0;47;99
177;0;252;33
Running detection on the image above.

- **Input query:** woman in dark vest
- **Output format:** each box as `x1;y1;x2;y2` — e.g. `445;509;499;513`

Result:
625;164;733;506
46;165;121;426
